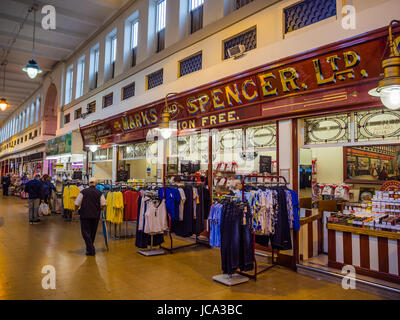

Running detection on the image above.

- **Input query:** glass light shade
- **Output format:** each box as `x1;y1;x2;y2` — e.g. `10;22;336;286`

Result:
370;85;400;110
0;98;8;111
159;128;173;140
380;85;400;110
89;145;99;152
22;60;42;79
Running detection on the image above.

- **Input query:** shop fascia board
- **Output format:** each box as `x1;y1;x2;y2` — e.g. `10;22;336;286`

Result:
45;153;84;161
0;143;46;161
62;0;281;112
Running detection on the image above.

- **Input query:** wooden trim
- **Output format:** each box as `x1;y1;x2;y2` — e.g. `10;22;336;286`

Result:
291;118;298;193
308;221;313;260
343;231;353;265
328;260;400;285
276;120;279;175
300;212;322;225
378;237;389;274
328;229;336;263
327;223;400;241
398;240;400;275
360;234;370;269
318;217;323;254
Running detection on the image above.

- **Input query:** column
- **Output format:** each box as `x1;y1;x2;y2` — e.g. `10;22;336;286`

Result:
112;146;118;184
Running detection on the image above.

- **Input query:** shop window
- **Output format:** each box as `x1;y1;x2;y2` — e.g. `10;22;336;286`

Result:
64;113;70;124
245;123;277;148
156;0;166;52
355;109;400;142
65;64;74;105
103;93;114;109
235;0;254;10
190;0;204;34
284;0;336;34
304;113;351;145
130;20;139;67
223;27;257;60
74;108;82;120
179;52;202;77
147;69;163;90
87;101;96;114
122;82;135;100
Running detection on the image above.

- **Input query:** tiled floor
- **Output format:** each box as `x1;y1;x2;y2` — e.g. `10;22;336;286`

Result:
0;194;384;300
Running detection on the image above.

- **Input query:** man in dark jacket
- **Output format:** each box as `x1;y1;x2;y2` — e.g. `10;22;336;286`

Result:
25;174;43;223
1;175;11;196
74;178;106;256
41;174;56;204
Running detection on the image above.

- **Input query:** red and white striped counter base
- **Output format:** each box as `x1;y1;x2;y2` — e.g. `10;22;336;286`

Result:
328;223;400;284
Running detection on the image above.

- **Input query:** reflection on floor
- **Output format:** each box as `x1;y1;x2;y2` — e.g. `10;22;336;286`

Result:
301;254;400;291
0;194;385;300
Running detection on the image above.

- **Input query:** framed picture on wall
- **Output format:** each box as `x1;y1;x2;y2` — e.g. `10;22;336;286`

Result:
344;145;400;184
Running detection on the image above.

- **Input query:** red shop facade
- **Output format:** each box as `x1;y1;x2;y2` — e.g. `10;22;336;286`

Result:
81;25;400;284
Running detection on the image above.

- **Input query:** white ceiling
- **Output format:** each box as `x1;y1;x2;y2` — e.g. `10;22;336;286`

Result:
0;0;129;124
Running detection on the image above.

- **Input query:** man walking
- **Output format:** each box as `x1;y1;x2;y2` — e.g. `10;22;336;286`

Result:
1;174;11;196
74;178;106;256
25;174;43;223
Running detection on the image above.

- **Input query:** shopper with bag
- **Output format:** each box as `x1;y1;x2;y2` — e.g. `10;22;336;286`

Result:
25;174;43;223
1;174;11;196
74;178;106;256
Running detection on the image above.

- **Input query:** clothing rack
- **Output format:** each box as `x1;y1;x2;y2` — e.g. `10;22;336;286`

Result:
138;189;166;256
161;174;210;254
236;175;288;281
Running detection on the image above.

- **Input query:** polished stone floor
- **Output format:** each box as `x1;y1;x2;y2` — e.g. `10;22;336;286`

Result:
0;194;383;300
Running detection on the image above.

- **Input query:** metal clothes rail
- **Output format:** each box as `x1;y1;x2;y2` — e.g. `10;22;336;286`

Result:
161;174;210;254
235;175;288;281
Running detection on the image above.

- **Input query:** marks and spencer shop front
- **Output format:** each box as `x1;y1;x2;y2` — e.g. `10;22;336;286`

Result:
80;25;400;286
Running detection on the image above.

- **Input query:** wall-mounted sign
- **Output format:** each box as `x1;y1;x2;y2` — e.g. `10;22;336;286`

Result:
81;28;396;147
46;133;72;156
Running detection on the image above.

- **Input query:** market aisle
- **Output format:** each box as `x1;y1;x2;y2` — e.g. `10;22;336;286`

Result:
0;195;384;300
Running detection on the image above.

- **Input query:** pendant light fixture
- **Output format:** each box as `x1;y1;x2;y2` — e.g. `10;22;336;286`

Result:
369;20;400;110
157;93;179;140
22;6;42;79
0;62;9;111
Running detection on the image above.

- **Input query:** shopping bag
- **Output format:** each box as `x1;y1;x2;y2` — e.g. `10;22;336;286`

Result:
39;203;50;216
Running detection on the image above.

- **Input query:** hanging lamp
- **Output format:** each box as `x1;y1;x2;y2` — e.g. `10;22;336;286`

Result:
157;93;179;140
0;63;9;111
369;20;400;110
22;6;42;79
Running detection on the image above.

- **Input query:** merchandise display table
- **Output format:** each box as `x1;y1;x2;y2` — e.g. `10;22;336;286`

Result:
327;223;400;284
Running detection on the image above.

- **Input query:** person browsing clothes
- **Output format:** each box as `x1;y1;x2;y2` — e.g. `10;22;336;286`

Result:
74;178;106;256
25;174;43;223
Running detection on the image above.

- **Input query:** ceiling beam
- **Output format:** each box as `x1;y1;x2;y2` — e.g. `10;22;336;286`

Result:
4;78;41;87
0;44;63;61
3;71;43;83
82;0;122;10
0;13;88;40
4;85;38;93
0;31;74;53
12;0;102;27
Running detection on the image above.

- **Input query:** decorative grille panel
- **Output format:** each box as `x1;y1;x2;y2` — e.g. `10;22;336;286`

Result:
304;113;350;145
147;69;163;90
122;82;135;100
284;0;336;34
224;27;256;60
180;53;202;77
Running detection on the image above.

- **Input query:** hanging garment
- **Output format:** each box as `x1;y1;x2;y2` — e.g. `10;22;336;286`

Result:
123;190;140;221
178;188;186;221
220;202;254;275
208;203;223;247
144;199;168;234
271;188;292;250
158;188;181;221
106;191;124;224
135;195;164;248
